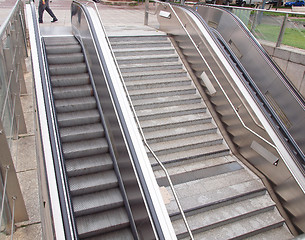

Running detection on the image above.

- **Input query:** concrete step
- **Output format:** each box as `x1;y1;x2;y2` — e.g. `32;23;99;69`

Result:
125;76;190;91
149;133;223;155
59;123;104;143
52;84;93;100
132;94;202;111
72;188;124;217
140;112;211;132
129;85;196;100
144;122;217;143
119;62;182;73
116;54;179;64
246;225;293;240
69;170;118;196
62;138;108;159
136;103;206;121
76;207;130;238
150;143;229;167
50;73;90;87
122;69;187;81
182;209;285;240
113;46;175;57
173;194;277;238
57;109;100;127
110;40;171;49
55;96;96;113
109;35;168;43
65;153;113;177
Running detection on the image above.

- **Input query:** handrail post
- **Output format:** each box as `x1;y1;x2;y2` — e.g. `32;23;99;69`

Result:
276;13;288;47
144;0;149;25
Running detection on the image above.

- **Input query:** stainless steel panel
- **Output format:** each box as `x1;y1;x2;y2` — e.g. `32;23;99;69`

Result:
157;3;305;233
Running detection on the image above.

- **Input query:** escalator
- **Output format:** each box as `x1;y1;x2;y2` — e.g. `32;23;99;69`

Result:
27;1;174;239
44;35;135;239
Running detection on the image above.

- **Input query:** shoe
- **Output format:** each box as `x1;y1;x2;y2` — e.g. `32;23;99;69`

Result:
39;20;43;23
51;18;58;23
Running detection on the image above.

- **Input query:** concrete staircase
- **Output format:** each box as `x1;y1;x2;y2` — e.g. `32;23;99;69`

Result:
109;34;294;239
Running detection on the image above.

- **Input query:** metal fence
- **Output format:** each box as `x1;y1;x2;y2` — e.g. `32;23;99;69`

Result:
0;0;28;236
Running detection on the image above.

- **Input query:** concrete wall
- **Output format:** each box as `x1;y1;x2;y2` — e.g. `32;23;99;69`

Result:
260;41;305;98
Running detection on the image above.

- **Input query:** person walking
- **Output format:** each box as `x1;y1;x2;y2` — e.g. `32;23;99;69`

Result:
38;0;58;23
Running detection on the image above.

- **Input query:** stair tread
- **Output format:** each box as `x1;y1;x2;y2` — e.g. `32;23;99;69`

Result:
119;61;181;69
65;153;113;177
181;209;285;240
73;188;124;216
150;133;223;153
145;122;217;141
173;194;276;236
69;170;118;195
129;85;196;97
76;207;130;238
140;112;211;130
117;53;178;61
166;177;266;215
113;46;174;53
84;227;134;240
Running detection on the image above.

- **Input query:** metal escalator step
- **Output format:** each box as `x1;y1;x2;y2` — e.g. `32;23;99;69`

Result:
57;109;100;127
65;154;113;177
49;62;87;76
47;52;84;65
62;138;108;159
55;97;97;113
44;36;79;46
85;227;134;240
51;73;90;87
46;44;82;54
69;170;118;196
76;207;130;238
60;123;104;143
72;188;124;217
52;85;93;100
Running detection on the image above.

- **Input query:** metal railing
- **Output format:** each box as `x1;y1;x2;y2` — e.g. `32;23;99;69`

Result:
83;1;194;239
0;0;28;236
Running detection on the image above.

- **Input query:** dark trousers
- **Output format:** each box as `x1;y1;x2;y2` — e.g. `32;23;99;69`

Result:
38;0;56;22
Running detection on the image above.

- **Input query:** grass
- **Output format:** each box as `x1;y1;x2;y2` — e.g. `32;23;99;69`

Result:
254;23;305;49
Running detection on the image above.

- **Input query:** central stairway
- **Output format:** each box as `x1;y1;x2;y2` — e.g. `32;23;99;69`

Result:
109;34;294;239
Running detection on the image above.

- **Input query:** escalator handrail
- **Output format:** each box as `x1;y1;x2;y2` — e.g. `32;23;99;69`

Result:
192;4;305;163
28;1;76;239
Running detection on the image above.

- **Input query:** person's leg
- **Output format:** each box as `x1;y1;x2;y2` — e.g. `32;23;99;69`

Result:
38;1;46;23
45;0;58;22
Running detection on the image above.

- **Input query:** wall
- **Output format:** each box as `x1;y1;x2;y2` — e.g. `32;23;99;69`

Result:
261;40;305;98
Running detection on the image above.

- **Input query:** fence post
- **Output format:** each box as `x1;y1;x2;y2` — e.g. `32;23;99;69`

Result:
276;13;288;47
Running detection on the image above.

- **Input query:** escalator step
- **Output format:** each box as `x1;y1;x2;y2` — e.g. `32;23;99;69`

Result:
73;188;124;217
60;123;104;143
76;207;130;238
47;52;84;65
65;153;113;177
62;138;108;159
84;227;134;240
52;85;93;100
69;170;118;196
50;73;90;87
49;62;87;76
55;96;97;113
46;44;82;54
57;109;100;127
